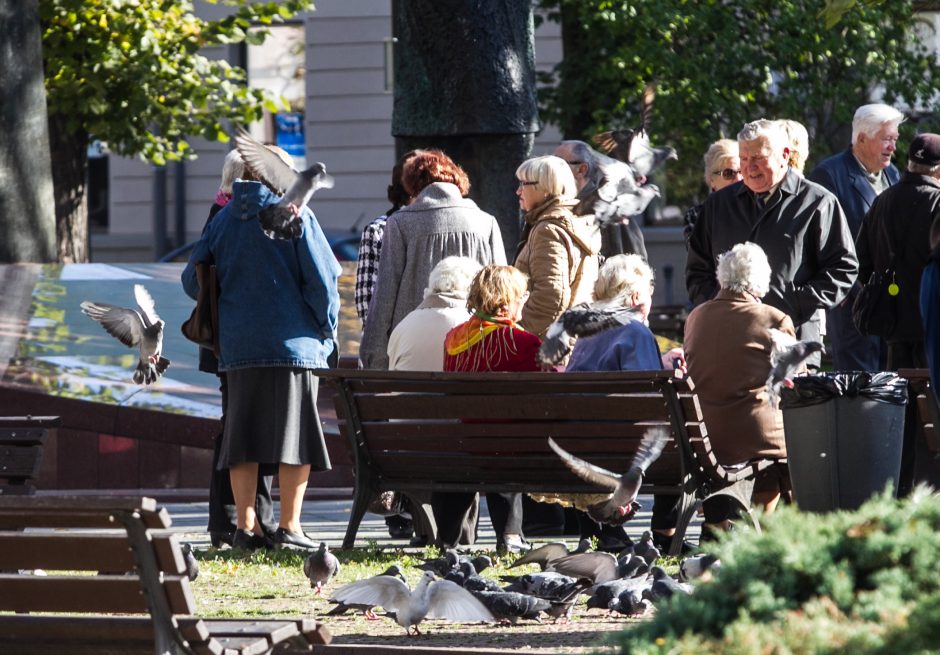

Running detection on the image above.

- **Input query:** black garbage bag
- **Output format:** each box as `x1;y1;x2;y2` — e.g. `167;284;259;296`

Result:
779;371;908;409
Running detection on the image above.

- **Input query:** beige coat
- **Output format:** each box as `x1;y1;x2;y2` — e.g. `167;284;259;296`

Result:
683;290;795;464
514;198;601;338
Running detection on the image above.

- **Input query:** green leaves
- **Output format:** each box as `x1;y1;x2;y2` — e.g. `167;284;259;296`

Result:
40;0;315;164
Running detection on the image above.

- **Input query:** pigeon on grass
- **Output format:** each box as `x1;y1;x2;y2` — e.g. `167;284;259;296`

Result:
326;565;406;619
303;542;340;594
80;284;169;385
330;570;493;636
547;426;669;524
766;328;825;407
234;129;334;240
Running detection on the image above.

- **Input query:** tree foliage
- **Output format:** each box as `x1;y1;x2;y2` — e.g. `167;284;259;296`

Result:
537;0;940;205
38;0;313;261
41;0;313;165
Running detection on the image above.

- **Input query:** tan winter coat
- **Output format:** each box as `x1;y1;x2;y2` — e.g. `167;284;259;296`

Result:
514;198;601;338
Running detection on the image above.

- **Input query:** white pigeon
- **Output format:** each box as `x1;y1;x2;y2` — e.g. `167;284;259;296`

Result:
330;570;494;636
80;284;169;385
234;129;334;240
590;150;661;228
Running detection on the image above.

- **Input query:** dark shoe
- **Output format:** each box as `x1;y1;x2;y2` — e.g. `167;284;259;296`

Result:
232;529;273;552
652;531;695;555
210;531;234;548
385;515;414;539
273;527;318;550
409;535;429;547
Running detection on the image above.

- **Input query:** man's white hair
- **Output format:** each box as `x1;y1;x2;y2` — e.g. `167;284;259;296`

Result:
425;256;482;298
852;104;904;145
717;242;771;298
737;119;787;151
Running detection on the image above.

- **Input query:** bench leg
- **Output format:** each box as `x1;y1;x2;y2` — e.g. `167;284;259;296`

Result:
670;491;701;556
342;483;373;550
705;479;761;534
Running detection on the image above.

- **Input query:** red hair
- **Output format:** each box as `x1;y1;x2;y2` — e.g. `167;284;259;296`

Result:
402;149;471;197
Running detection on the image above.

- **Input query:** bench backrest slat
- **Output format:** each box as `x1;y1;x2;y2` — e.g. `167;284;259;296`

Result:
0;532;185;574
0;574;194;614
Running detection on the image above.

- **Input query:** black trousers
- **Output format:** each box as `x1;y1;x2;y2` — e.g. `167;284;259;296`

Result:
207;373;276;535
431;491;523;547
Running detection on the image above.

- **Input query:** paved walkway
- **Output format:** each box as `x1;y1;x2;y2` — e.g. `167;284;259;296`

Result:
163;494;702;551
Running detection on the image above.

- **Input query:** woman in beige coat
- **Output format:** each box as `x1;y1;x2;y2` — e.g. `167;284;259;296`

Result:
513;155;601;339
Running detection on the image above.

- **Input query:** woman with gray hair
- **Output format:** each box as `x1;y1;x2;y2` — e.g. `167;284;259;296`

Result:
682;139;742;245
683;242;795;540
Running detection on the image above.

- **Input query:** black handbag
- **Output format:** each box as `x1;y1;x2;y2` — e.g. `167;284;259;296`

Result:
181;263;220;356
852;210;903;339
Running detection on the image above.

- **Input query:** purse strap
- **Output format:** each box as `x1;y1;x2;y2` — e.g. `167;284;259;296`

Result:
208;264;220;357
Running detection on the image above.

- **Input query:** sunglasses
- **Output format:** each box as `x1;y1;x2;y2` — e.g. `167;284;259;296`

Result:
518;181;538;187
712;168;741;181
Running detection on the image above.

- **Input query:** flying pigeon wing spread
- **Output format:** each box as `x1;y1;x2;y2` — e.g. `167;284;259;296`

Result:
631;427;669;474
80;301;145;348
426;580;494;622
234;129;299;194
510;542;573;569
547;438;620;491
133;285;161;326
331;576;411;612
547;552;618;584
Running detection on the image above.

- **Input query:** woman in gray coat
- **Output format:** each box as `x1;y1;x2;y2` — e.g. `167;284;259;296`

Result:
359;149;506;369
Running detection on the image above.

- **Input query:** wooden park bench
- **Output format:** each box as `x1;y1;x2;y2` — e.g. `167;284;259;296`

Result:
316;369;785;555
0;415;57;495
0;495;331;655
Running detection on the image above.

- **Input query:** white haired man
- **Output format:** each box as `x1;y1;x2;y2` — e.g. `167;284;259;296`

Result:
808;104;905;372
684;242;794;539
553;140;648;260
686;119;857;361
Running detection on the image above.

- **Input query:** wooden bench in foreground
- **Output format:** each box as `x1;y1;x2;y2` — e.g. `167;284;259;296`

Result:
0;495;331;655
316;369;785;555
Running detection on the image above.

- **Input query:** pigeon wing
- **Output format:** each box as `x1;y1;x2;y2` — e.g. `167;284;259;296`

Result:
593;129;635;162
510;542;572;569
80;301;145;348
547;438;620;491
630;427;669;474
548;552;618;584
331;576;411;612
133;284;161;326
426;580;494;622
234;129;299;194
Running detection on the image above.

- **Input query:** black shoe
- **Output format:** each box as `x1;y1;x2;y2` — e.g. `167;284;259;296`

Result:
408;535;429;547
210;531;234;548
385;515;414;539
232;529;274;552
273;527;318;550
652;532;695;555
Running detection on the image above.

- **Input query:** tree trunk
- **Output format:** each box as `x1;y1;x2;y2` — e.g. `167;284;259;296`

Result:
0;0;56;263
47;112;89;263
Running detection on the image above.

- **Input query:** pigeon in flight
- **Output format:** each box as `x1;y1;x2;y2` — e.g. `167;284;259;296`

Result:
584;151;662;229
234;129;334;240
330;570;493;636
547;427;669;525
303;542;341;594
539;302;642;367
326;565;406;619
766;328;825;407
80;284;169;385
509;539;591;571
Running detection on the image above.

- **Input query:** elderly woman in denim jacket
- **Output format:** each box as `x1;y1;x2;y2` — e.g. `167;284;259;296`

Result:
182;177;341;552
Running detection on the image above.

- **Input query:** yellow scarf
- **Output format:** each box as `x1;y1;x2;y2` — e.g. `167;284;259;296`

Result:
444;313;517;356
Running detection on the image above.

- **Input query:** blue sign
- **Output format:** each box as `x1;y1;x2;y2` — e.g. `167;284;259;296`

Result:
275;113;306;158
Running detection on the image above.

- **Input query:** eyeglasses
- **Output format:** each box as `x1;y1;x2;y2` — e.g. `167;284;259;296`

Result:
712;168;741;180
518;181;538;187
564;160;583;166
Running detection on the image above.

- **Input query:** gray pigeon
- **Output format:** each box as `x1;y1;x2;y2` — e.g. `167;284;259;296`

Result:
547;426;669;524
234;129;334;240
545;551;624;585
445;561;501;592
608;586;648;615
180;542;199;582
417;550;461;577
766;328;825;407
326;564;406;619
509;539;591;571
501;571;578;596
331;570;493;636
80;284;169;385
586;575;649;611
303;542;340;595
642;566;693;604
586;151;661;229
539;302;642;367
470;590;550;624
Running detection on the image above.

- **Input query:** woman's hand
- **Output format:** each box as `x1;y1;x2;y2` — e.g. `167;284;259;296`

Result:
662;347;687;376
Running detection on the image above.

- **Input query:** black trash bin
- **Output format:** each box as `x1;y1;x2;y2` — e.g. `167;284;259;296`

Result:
780;372;908;512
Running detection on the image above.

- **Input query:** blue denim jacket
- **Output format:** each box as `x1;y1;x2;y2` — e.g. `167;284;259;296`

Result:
181;181;341;371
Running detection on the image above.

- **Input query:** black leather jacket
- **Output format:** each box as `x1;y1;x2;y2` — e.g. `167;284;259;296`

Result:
686;168;858;343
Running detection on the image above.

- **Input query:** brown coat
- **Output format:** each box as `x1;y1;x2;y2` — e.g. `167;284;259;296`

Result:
514;198;600;338
683;290;795;464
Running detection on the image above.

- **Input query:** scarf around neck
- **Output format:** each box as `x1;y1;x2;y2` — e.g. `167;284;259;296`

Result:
444;312;518;356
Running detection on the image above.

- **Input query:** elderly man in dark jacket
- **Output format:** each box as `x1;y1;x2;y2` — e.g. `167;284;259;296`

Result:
809;104;904;372
856;133;940;370
687;119;858;356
